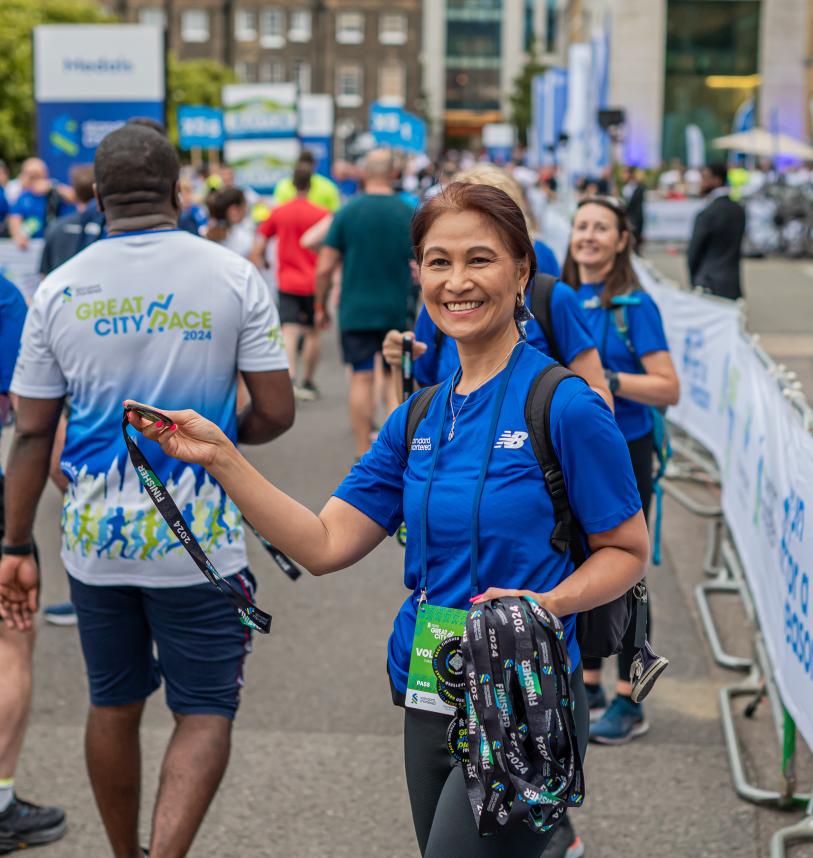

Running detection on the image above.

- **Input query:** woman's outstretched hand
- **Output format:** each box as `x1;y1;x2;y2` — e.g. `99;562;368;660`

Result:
123;400;231;469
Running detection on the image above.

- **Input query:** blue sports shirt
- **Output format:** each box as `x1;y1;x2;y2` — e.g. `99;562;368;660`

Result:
0;275;27;475
10;190;73;239
575;282;670;442
413;279;596;387
334;342;641;694
0;275;26;392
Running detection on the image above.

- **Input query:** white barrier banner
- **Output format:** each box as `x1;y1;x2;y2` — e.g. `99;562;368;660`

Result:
638;266;740;458
0;239;44;302
722;337;813;749
636;263;813;747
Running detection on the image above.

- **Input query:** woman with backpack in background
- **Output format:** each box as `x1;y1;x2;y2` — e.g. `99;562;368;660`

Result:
562;196;680;745
124;183;649;857
381;165;611;409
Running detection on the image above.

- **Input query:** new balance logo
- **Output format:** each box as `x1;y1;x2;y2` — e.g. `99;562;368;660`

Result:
494;430;528;449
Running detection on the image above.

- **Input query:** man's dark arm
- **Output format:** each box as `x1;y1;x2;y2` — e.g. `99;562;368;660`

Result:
3;396;64;543
236;369;295;445
687;210;710;283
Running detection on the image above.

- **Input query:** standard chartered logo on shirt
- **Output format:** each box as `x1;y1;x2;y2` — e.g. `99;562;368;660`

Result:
72;290;213;337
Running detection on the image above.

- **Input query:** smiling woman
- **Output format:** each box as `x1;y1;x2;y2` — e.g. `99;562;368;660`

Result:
411;183;535;392
120;183;650;858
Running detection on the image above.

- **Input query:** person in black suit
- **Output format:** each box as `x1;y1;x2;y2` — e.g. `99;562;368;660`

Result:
687;163;746;300
621;166;646;252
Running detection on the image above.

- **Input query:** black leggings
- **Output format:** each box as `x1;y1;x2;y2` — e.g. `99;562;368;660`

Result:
583;433;653;681
403;666;589;858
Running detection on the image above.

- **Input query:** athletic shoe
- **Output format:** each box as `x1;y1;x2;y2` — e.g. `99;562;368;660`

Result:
585;684;607;722
43;601;78;626
589;695;649;745
543;813;585;858
297;381;319;401
0;798;67;853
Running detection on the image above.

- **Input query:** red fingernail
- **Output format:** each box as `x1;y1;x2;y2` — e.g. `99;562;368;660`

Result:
169;424;177;431
155;421;164;428
470;595;482;602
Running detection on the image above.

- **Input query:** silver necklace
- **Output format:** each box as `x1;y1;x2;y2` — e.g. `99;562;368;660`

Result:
447;341;518;442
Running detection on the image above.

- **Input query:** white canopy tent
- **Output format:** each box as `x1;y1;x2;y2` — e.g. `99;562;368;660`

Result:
712;128;813;161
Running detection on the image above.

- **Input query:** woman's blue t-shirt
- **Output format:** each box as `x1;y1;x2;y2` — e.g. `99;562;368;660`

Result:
575;282;670;442
334;342;641;694
413;281;596;387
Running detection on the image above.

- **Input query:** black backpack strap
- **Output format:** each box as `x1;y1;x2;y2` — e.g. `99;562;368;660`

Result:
405;384;441;455
524;364;586;566
45;187;62;226
529;274;562;364
434;326;445;352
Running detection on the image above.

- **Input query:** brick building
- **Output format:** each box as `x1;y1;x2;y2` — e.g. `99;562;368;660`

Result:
117;0;422;145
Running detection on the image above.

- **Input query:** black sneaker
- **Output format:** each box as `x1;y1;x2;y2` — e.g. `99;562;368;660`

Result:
0;798;67;853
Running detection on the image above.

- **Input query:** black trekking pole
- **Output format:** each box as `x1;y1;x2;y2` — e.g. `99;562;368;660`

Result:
401;334;414;403
397;334;414;547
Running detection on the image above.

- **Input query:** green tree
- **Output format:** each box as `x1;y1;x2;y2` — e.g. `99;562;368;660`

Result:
167;56;236;146
509;48;549;147
0;0;115;163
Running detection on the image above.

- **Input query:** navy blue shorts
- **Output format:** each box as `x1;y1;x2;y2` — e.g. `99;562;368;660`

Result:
69;569;256;719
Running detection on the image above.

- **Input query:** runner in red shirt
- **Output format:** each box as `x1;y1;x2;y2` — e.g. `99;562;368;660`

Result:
252;166;329;399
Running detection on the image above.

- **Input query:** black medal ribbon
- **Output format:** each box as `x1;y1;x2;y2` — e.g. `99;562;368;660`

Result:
456;596;584;836
121;406;272;634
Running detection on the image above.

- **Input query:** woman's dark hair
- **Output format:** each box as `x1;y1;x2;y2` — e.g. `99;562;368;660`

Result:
561;196;638;307
411;182;537;289
206;188;246;243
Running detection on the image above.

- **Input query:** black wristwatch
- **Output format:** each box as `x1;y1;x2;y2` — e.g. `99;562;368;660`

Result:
605;370;620;396
1;542;35;556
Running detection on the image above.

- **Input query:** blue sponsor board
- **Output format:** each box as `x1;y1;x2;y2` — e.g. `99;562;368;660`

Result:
178;106;224;150
37;100;163;182
369;103;426;153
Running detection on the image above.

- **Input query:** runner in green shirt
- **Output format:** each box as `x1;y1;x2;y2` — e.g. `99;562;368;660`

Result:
273;151;341;212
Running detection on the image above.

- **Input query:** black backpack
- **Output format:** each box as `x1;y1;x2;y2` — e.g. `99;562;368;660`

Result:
405;362;635;660
434;273;562;360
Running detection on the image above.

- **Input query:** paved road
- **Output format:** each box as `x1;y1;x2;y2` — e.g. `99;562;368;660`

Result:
6;254;813;857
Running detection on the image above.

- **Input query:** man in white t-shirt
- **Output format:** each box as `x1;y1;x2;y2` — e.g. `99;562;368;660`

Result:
0;124;294;857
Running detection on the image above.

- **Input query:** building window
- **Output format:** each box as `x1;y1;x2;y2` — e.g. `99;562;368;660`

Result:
138;7;166;28
181;9;209;42
235;9;257;42
336;11;365;44
544;0;557;54
379;12;407;45
259;60;286;83
289;9;311;42
236;61;257;82
292;60;311;93
663;0;761;162
378;61;405;106
260;8;285;48
336;63;363;108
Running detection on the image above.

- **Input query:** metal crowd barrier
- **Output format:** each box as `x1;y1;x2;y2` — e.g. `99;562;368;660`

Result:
646;269;813;853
